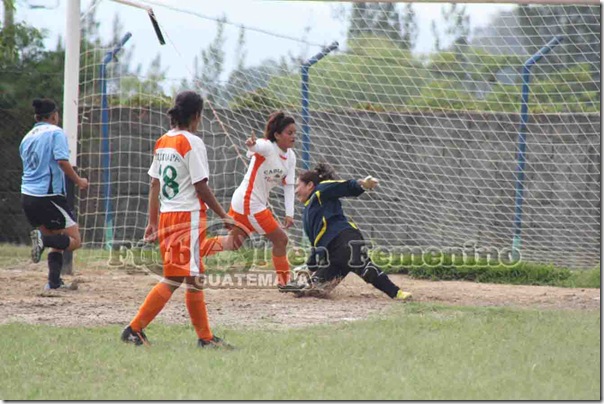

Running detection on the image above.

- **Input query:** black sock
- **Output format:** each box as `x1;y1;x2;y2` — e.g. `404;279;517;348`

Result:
48;252;63;288
372;274;400;299
42;234;70;250
358;261;400;298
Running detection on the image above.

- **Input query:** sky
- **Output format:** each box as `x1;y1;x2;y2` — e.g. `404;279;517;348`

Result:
16;0;515;83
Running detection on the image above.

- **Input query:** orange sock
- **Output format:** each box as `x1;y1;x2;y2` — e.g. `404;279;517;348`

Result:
200;236;225;257
272;254;290;286
130;282;173;332
185;290;213;340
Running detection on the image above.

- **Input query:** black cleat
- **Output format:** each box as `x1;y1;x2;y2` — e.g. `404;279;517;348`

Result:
278;282;308;293
198;336;236;350
121;326;149;346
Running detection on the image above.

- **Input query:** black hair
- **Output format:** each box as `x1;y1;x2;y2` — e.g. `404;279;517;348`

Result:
167;91;204;128
32;98;57;121
299;163;337;186
264;111;295;142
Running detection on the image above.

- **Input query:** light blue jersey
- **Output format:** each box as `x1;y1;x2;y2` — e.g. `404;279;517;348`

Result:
20;122;70;196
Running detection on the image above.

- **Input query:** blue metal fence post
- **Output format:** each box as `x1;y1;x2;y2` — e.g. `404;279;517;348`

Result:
301;41;339;171
100;32;132;249
512;35;563;257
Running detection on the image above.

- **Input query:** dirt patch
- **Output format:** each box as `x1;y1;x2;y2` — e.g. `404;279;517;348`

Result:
0;262;599;329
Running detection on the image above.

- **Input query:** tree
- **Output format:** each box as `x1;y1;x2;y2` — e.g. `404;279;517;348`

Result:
346;2;412;50
347;2;370;40
373;3;403;46
0;21;63;108
442;3;470;49
110;13;135;77
224;25;248;102
431;20;440;52
2;0;15;59
400;3;418;51
198;16;227;105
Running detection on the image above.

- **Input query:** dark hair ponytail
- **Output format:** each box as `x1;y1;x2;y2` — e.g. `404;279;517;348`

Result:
32;98;57;121
264;111;295;142
299;163;337;186
168;91;204;128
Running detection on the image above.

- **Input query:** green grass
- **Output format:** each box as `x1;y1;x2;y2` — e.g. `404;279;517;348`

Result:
0;304;599;400
1;244;600;288
400;263;601;289
560;266;601;288
375;250;601;289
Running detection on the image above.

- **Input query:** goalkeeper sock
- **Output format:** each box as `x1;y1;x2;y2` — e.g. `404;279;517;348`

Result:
42;234;70;250
200;236;224;257
185;290;213;341
47;252;63;288
130;282;173;332
272;254;290;286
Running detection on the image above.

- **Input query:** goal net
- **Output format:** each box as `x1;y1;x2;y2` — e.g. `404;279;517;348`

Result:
76;1;600;269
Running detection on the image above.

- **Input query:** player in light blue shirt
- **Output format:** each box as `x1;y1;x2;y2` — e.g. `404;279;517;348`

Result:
20;98;88;291
20;119;71;196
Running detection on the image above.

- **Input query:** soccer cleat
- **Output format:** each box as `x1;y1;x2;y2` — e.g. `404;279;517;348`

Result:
395;290;413;301
30;229;44;263
198;336;236;350
121;326;150;346
44;279;78;291
278;281;308;293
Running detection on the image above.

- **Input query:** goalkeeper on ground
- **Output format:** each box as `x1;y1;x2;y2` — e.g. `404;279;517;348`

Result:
281;163;412;300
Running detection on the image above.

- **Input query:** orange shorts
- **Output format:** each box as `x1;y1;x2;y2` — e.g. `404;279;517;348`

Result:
158;210;207;277
228;206;279;235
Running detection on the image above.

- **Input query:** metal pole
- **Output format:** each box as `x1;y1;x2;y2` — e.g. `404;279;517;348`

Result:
61;0;81;274
301;41;339;171
512;36;563;256
101;32;132;249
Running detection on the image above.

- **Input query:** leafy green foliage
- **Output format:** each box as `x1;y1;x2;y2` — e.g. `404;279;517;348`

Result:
0;23;64;108
227;32;599;113
376;249;600;288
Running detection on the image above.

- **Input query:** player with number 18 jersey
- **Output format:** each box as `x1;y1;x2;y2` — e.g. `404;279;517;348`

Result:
148;129;210;276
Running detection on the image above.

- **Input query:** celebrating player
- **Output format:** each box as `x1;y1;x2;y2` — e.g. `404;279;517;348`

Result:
203;111;297;287
20;98;89;291
121;91;234;348
281;163;412;300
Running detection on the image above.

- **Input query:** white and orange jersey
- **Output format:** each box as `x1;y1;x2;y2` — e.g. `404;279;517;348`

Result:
148;129;210;213
231;139;296;216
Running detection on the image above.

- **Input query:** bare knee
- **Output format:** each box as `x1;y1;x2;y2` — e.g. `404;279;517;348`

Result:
232;235;246;250
68;234;82;251
64;226;82;251
272;233;289;251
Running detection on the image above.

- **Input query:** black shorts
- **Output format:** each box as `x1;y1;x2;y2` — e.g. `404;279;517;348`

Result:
21;194;76;230
312;228;368;283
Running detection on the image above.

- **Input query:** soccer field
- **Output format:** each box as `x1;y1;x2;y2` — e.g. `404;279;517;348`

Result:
0;304;599;400
0;247;600;400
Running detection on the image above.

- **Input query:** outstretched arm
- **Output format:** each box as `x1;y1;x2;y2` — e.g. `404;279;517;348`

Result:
316;179;361;201
317;176;378;201
245;131;272;156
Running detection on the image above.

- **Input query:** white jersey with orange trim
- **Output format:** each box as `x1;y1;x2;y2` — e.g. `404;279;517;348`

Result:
148;129;210;213
231;139;296;216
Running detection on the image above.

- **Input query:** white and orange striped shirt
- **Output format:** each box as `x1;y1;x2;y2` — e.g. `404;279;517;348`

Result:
231;139;296;217
148;129;210;213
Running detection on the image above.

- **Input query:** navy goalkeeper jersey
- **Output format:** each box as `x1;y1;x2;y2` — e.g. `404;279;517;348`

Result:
302;179;365;252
